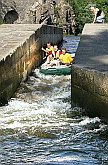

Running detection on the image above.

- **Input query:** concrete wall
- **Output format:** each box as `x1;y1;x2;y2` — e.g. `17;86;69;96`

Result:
72;24;108;123
0;24;63;105
72;66;108;123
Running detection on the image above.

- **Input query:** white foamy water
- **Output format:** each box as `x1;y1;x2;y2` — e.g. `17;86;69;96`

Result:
0;71;71;132
80;117;101;126
0;36;108;165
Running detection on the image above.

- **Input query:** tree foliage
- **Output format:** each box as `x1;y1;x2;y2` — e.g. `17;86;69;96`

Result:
67;0;108;34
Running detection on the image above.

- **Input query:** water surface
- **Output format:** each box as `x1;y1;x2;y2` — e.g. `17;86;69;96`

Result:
0;36;108;165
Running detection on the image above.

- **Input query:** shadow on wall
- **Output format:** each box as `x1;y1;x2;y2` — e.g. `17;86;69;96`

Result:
72;25;108;123
4;10;19;24
72;86;108;124
75;28;108;72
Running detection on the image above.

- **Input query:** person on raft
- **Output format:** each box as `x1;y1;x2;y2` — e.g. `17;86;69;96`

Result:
42;42;54;64
49;45;62;66
90;6;105;23
59;48;73;65
52;45;62;59
42;44;73;66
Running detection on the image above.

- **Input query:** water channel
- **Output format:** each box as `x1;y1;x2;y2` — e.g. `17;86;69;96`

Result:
0;36;108;165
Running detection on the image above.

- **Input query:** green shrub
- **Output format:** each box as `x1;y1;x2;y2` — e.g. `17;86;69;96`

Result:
68;0;108;34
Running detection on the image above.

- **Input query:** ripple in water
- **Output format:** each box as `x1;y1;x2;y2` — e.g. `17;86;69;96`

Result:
0;36;108;165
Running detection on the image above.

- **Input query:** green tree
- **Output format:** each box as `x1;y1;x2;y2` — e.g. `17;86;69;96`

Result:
68;0;108;34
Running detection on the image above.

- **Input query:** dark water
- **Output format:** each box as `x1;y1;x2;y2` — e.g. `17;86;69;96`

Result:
0;36;108;165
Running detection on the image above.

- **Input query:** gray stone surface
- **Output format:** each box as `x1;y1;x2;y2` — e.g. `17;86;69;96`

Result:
72;23;108;121
0;24;41;61
75;23;108;73
0;0;51;24
0;24;63;105
0;0;75;34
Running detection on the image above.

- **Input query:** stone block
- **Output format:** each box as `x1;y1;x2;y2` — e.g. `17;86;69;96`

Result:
0;24;63;105
72;23;108;122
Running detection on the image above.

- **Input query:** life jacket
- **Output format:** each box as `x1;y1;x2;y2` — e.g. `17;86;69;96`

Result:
59;50;62;55
46;46;53;56
55;50;62;59
48;50;52;55
59;53;73;64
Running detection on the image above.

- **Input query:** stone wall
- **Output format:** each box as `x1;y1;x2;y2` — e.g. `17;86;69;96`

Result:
72;24;108;123
0;0;53;24
0;0;75;34
72;65;108;123
0;0;17;23
55;0;75;34
72;65;108;103
0;24;63;105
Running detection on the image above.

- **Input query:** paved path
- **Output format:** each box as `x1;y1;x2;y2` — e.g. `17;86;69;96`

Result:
75;23;108;73
0;24;41;61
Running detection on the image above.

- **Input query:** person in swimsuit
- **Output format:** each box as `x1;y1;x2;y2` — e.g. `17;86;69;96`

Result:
90;6;105;23
42;42;54;64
